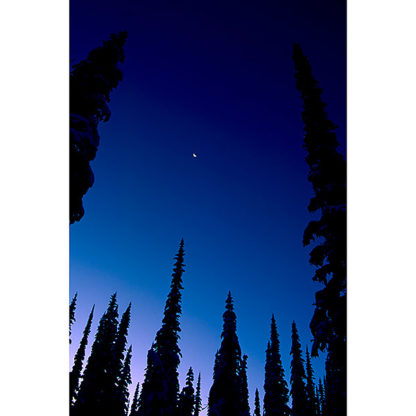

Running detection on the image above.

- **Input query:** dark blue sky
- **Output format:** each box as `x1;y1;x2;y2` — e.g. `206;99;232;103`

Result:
70;0;345;411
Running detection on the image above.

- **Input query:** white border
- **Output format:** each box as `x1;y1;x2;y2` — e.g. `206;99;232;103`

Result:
348;0;416;414
0;0;69;414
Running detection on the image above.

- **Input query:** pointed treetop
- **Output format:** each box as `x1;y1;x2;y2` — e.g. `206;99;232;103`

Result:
110;292;117;304
129;381;140;416
178;366;196;416
185;367;195;386
264;314;289;416
114;303;132;365
194;372;202;416
271;315;277;333
72;293;120;415
103;293;118;323
123;302;132;316
171;239;185;283
290;322;308;416
293;43;306;61
208;293;244;416
70;304;95;403
143;241;186;416
290;321;303;356
226;291;233;308
69;293;78;343
269;314;281;351
254;388;261;416
222;292;237;339
70;293;78;322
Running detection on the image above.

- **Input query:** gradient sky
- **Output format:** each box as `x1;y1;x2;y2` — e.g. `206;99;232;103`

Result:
70;0;346;412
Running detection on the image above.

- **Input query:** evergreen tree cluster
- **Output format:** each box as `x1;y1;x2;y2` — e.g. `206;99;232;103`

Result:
70;293;132;416
70;240;334;416
70;241;202;416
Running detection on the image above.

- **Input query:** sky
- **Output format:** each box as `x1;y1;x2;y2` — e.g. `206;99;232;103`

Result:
70;0;346;412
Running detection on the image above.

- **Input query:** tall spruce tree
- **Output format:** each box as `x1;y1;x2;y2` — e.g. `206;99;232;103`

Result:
253;389;261;416
208;292;245;416
290;322;308;416
138;240;186;416
263;315;289;416
115;345;133;416
305;347;317;416
194;374;202;416
178;367;195;416
70;305;94;404
130;382;140;416
69;292;77;343
240;355;250;416
293;43;346;416
103;303;132;416
72;293;119;416
112;304;132;380
70;31;127;223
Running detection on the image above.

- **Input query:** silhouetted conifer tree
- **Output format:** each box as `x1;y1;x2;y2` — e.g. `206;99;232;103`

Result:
129;382;140;416
98;303;132;416
290;322;308;416
253;389;261;416
178;367;195;416
318;378;326;416
293;43;346;416
137;347;169;416
194;374;202;416
70;31;127;223
240;355;250;416
208;292;245;416
70;305;94;404
70;292;77;343
112;303;132;380
115;345;133;416
263;315;289;416
305;347;317;416
72;293;119;416
138;240;185;416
